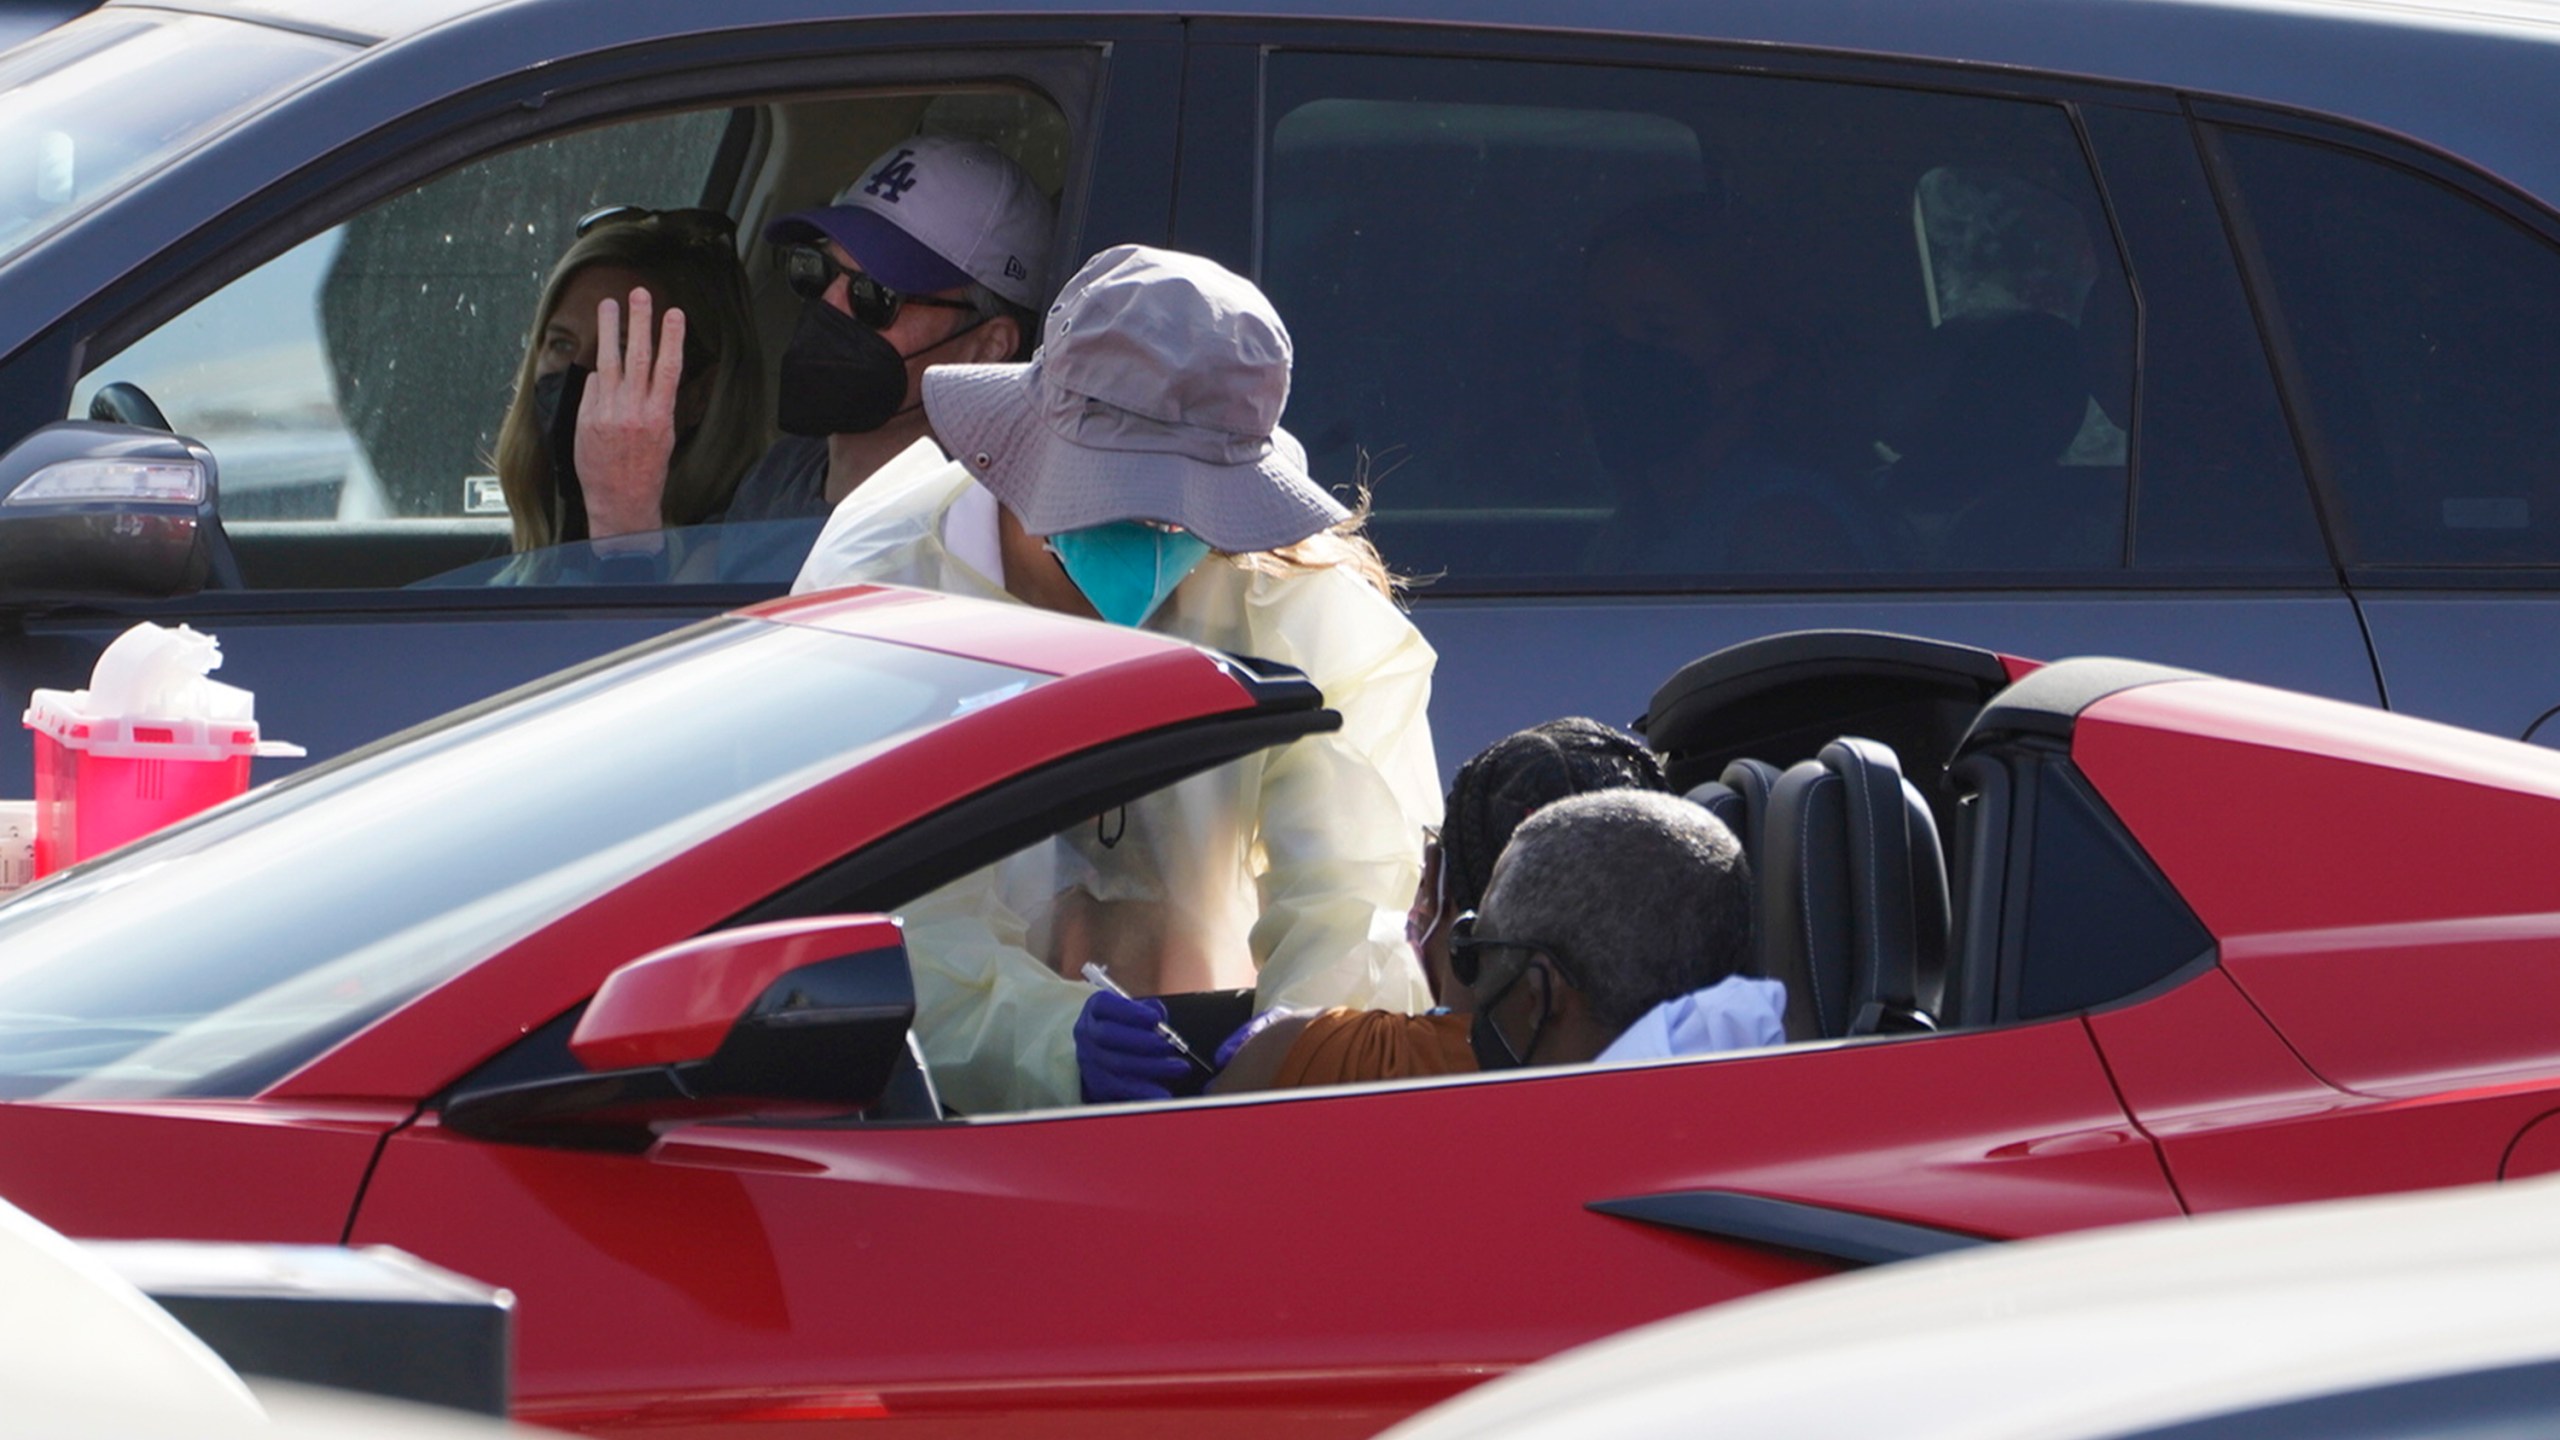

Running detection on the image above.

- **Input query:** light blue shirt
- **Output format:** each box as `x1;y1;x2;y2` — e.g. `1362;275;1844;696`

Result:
1595;975;1788;1063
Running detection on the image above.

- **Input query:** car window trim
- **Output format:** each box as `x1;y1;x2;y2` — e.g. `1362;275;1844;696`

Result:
2187;96;2560;243
1186;16;2193;112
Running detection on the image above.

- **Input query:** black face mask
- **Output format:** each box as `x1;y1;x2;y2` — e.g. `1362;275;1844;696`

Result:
533;364;591;544
1579;333;1717;477
1467;963;1549;1071
775;298;916;438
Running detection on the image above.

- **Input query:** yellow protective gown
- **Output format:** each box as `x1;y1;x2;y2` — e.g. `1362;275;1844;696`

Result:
793;441;1440;1113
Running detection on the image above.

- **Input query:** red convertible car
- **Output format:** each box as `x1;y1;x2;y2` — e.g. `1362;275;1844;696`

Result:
0;588;2553;1437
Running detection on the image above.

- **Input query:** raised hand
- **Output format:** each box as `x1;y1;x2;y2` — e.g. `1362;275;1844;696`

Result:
576;286;687;539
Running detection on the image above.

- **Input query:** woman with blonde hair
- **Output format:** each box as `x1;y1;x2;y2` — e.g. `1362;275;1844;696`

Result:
793;243;1437;1114
492;206;768;553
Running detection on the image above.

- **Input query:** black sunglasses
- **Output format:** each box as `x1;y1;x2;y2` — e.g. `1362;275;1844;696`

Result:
1446;911;1577;991
782;244;976;329
574;205;738;244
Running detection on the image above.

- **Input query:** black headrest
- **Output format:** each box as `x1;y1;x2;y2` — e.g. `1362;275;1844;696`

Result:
1756;738;1948;1041
1685;756;1782;861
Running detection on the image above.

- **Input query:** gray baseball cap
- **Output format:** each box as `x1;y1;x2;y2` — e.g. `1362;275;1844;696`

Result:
921;244;1350;552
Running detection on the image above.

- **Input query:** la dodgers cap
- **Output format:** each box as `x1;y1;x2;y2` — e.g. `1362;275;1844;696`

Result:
765;135;1051;308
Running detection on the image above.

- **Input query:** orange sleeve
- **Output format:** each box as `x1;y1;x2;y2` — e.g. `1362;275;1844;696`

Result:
1271;1009;1478;1088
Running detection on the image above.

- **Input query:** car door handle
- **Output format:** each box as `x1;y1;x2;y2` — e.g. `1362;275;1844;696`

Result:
1587;1189;1995;1268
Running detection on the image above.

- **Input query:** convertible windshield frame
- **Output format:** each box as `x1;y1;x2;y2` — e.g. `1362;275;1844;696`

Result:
0;618;1046;1102
0;11;351;268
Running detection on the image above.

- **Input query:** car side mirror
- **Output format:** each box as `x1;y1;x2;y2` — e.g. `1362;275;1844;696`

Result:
443;915;919;1152
0;420;241;600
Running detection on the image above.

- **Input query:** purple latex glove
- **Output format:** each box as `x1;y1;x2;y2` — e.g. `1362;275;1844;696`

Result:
1215;1006;1311;1069
1076;990;1193;1103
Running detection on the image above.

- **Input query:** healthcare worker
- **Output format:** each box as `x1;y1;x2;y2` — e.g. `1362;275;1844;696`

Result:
792;244;1438;1113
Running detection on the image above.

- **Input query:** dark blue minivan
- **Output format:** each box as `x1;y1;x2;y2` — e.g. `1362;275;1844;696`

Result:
5;0;2560;788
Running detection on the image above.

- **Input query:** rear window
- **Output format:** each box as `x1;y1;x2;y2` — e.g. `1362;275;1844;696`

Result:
1264;55;2149;589
2215;126;2560;569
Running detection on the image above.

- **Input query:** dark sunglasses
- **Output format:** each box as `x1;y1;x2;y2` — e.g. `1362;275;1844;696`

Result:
782;244;976;329
1446;911;1576;991
574;205;739;244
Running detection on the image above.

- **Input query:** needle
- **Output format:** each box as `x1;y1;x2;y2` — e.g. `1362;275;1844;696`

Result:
1081;963;1218;1077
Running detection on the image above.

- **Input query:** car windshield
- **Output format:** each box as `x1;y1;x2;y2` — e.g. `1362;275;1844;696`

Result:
0;619;1044;1101
0;13;347;265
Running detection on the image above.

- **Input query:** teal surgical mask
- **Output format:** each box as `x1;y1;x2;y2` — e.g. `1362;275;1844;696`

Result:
1045;521;1212;628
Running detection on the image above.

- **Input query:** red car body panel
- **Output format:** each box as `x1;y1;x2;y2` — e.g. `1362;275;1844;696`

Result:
351;1018;2167;1437
2074;678;2560;1208
0;1100;401;1241
2075;682;2560;1092
2088;969;2548;1209
8;616;2560;1435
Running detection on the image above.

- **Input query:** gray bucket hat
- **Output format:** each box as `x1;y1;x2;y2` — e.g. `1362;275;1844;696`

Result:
921;243;1350;553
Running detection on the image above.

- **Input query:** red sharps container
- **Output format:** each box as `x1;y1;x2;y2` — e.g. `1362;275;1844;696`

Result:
20;623;301;875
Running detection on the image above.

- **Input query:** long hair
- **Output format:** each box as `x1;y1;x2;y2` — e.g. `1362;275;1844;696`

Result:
1222;483;1405;602
493;219;770;552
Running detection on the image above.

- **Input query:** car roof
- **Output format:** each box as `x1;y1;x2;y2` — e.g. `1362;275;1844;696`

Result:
1381;1173;2560;1440
134;0;2560;209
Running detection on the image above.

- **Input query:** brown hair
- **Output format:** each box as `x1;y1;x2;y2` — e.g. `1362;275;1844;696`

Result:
492;217;770;552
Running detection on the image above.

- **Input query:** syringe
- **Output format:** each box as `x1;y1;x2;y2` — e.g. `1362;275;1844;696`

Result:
1081;963;1219;1078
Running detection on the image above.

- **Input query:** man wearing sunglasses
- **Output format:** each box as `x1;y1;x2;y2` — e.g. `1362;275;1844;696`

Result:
1459;789;1774;1071
583;135;1051;542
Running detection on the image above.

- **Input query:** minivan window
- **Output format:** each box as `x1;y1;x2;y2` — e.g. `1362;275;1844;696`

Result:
0;14;345;265
1263;54;2139;590
2216;127;2560;570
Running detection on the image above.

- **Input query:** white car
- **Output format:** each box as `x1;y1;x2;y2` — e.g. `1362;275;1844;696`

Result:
1382;1175;2560;1440
0;1191;519;1439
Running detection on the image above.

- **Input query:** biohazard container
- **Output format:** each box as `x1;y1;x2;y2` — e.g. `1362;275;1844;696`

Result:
20;623;301;875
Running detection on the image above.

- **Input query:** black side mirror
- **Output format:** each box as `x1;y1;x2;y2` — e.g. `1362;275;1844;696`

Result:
0;420;240;599
444;916;920;1152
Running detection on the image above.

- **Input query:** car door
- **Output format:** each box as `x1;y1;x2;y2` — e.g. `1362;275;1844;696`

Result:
344;719;2177;1437
359;1039;2170;1440
2190;108;2560;750
1166;26;2372;774
0;8;1183;796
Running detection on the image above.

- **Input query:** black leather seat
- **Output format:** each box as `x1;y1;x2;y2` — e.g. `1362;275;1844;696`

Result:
1686;756;1783;860
1757;737;1949;1041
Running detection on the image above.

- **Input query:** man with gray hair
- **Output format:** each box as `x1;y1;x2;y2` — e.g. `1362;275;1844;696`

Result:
1458;788;1779;1070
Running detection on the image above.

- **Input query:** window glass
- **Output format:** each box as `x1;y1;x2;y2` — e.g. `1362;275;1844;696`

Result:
2219;127;2560;568
0;13;346;264
2013;761;2210;1019
2077;107;2328;571
0;622;1042;1100
1263;55;2137;588
73;109;731;542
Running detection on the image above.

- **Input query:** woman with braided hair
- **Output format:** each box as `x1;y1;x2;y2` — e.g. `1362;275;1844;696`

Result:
1213;717;1672;1091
